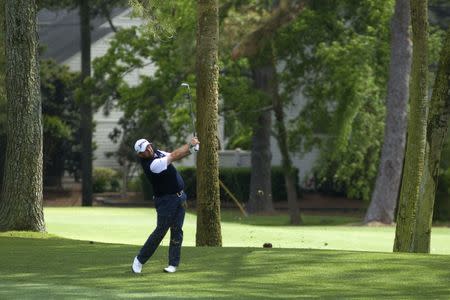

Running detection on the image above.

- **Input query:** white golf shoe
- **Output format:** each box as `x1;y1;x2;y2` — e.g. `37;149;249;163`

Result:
131;256;142;274
163;265;177;273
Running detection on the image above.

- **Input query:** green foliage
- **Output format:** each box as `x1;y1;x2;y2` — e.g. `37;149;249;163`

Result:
275;1;446;201
140;167;300;202
40;59;82;185
92;1;265;158
90;0;442;204
129;0;183;40
275;1;392;201
126;176;142;193
314;99;385;201
93;167;121;193
43;115;71;139
88;26;171;166
1;59;81;187
219;58;267;150
90;12;196;152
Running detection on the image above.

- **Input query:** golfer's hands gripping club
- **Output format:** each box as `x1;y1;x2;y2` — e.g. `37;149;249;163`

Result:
189;136;200;154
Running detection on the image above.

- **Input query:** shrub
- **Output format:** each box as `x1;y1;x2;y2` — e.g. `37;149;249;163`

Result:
434;168;450;221
127;176;142;193
139;166;300;202
93;167;121;193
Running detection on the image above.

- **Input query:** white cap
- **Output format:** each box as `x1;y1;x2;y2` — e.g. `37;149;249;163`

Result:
134;138;150;153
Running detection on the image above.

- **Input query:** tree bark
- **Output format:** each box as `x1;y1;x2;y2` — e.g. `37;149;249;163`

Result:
247;110;274;213
0;2;5;191
0;0;45;231
394;0;428;253
80;0;93;206
195;0;222;247
247;53;274;214
270;44;302;225
414;27;450;253
364;0;411;225
0;1;4;104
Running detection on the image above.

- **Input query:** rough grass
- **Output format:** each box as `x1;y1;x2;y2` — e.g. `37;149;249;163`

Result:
1;234;450;299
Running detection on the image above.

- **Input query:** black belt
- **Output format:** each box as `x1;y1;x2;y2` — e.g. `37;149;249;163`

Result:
154;190;184;198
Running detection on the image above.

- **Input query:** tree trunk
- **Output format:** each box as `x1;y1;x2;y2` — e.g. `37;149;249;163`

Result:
247;52;274;214
0;0;45;231
394;0;429;253
0;1;4;190
80;0;93;206
270;44;301;224
247;108;274;213
195;0;222;247
414;27;450;253
364;0;411;225
0;1;4;105
231;1;307;215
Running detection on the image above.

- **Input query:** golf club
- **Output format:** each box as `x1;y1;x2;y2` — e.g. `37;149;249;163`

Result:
181;83;199;152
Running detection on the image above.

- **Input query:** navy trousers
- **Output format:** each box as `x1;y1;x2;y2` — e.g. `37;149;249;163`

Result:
137;192;186;267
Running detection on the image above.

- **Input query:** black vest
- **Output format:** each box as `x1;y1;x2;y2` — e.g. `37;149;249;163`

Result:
140;150;184;197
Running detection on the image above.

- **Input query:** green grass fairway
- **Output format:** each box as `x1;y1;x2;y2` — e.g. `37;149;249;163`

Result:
1;235;450;299
43;207;450;254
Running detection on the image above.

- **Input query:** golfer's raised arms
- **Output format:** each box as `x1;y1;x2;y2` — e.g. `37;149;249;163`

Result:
167;137;200;164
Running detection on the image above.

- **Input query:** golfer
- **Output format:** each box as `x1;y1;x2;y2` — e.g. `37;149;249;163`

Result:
131;137;199;273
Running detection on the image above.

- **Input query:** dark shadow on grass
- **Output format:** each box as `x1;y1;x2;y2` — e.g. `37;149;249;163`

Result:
1;237;450;299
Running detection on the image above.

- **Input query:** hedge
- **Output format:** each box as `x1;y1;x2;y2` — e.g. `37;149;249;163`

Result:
434;169;450;221
140;166;300;203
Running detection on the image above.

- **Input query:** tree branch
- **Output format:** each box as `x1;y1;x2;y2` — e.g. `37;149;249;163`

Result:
101;4;117;33
231;0;308;60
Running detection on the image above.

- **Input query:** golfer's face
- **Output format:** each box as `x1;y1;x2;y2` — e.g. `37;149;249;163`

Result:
138;144;154;158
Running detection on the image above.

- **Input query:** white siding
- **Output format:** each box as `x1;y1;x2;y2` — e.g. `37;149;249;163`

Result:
93;108;124;169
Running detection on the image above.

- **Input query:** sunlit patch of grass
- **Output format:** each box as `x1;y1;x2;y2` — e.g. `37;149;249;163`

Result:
220;209;361;226
41;207;450;254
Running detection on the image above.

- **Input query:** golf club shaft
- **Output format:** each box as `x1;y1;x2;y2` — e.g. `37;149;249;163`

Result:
182;83;199;151
182;83;196;136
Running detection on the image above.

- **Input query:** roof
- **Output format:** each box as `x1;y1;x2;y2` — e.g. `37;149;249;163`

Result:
38;7;127;63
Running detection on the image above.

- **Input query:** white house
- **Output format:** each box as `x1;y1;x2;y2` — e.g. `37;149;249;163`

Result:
38;8;319;186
